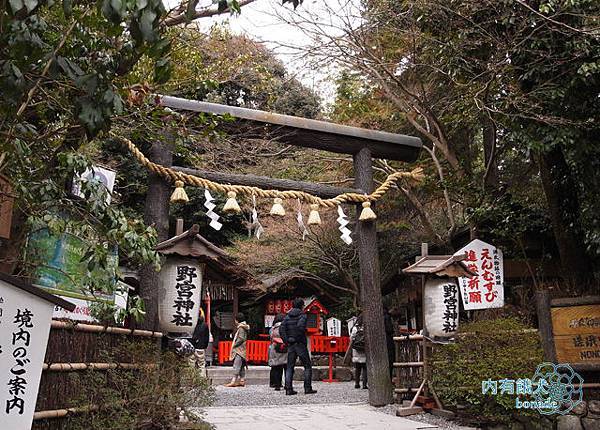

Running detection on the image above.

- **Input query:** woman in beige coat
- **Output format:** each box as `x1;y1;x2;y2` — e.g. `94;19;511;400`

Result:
225;312;250;387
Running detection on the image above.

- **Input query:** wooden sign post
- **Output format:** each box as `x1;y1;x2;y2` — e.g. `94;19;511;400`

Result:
536;293;600;370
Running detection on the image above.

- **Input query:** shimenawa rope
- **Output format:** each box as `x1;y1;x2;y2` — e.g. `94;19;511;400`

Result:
112;133;424;214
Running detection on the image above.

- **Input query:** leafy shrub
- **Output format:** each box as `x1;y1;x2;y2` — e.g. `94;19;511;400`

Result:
62;340;214;429
431;317;543;425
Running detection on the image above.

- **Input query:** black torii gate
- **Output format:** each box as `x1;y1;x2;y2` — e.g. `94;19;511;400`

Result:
141;95;422;406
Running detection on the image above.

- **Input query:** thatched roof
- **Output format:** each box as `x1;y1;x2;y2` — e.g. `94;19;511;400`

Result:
245;268;338;305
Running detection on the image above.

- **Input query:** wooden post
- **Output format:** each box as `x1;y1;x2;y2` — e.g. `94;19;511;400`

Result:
535;289;557;362
353;147;393;406
233;288;239;319
139;139;173;331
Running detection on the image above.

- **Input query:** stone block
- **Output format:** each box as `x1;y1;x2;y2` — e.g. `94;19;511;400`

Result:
334;367;353;382
557;415;583;430
572;401;588;417
583;417;600;430
396;406;423;416
292;368;320;382
589;401;600;418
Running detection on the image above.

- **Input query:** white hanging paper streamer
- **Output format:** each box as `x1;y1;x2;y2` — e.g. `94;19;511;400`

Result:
296;199;309;240
204;189;222;231
251;195;264;239
337;205;353;245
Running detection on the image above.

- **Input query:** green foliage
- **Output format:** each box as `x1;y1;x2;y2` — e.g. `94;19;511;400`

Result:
431;317;544;424
64;339;214;429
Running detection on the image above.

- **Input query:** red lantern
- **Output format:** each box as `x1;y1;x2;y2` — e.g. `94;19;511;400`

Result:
282;300;292;313
267;300;275;314
274;299;283;314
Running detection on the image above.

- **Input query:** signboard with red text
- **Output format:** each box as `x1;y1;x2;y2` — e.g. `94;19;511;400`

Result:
454;239;504;310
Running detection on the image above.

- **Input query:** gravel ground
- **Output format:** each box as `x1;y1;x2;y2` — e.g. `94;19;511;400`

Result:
213;381;369;406
212;381;475;429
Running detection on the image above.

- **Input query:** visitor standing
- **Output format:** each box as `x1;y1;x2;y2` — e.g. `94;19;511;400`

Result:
280;298;317;395
191;314;210;376
225;313;249;387
268;313;287;391
351;314;367;389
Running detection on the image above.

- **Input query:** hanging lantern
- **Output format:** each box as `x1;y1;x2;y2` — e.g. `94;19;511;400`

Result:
267;300;275;314
274;299;283;314
158;257;203;334
282;299;292;313
270;198;285;216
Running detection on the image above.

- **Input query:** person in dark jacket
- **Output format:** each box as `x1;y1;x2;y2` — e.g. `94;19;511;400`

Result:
279;298;317;395
191;315;210;374
268;313;287;391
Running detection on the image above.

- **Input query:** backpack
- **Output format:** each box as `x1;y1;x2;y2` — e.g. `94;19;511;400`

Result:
271;324;288;353
352;325;365;352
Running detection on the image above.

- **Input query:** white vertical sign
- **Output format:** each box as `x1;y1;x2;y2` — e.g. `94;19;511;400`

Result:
423;278;459;338
326;317;341;337
454;239;504;310
0;280;54;430
158;258;203;334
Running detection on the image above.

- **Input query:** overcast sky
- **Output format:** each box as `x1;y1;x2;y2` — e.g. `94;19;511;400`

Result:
166;0;361;106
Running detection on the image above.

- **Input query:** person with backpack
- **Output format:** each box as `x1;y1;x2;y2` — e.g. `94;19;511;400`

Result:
279;298;317;395
351;314;367;389
268;313;288;391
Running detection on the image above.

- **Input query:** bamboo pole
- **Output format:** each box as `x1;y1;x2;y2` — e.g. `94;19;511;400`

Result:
33;404;100;420
42;362;158;371
393;362;424;367
51;320;163;338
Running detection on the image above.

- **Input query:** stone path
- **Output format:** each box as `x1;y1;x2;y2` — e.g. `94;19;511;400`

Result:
201;403;441;430
196;381;477;430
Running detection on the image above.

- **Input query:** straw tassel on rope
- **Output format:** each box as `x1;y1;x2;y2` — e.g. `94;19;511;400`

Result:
270;197;285;216
359;201;376;221
170;180;189;204
223;191;241;214
307;204;321;225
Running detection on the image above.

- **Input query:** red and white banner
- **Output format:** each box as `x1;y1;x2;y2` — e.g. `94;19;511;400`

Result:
454;239;504;310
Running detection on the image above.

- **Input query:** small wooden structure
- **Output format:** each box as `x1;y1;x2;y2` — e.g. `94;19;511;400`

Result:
155;222;251;336
395;244;475;417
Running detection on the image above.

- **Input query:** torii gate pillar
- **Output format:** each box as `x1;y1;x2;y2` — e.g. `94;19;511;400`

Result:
353;147;393;406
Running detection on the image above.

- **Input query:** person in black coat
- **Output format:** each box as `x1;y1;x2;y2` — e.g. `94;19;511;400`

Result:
191;315;210;371
279;298;317;395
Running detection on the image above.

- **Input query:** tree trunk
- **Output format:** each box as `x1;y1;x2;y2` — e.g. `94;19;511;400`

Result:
353;147;393;406
537;146;592;283
138;139;173;331
482;119;498;191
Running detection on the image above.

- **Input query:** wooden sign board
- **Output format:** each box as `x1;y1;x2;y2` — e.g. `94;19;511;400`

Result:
551;304;600;364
